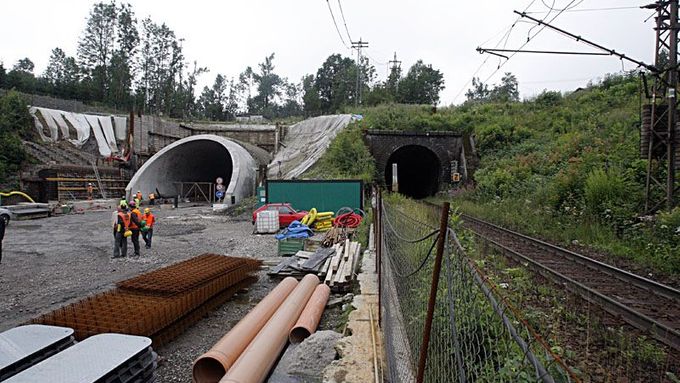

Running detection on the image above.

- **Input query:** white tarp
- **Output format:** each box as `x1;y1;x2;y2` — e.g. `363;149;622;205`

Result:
113;116;127;141
29;106;126;157
84;115;112;157
61;112;92;146
99;116;118;153
267;114;353;179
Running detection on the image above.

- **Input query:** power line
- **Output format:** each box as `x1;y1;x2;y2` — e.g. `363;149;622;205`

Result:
325;0;348;48
482;0;580;83
527;5;643;14
337;0;353;43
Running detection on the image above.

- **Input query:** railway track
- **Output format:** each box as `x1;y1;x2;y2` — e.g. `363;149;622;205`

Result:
461;214;680;352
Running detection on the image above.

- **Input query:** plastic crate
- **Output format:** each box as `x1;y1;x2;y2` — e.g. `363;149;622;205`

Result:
278;238;305;256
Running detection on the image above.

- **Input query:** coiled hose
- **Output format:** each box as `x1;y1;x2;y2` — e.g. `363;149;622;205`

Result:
333;207;364;228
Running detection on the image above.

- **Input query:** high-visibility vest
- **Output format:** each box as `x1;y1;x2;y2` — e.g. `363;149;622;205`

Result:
117;212;131;232
129;209;142;229
143;213;155;228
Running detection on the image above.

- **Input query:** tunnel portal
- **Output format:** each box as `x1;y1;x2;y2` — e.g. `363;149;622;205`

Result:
126;134;256;203
385;145;441;199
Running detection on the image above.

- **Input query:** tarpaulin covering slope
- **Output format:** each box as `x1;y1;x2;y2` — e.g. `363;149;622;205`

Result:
267;114;353;179
29;107;126;157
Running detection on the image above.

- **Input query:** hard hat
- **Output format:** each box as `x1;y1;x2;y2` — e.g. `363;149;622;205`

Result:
144;208;150;213
124;230;132;238
129;201;136;208
137;190;141;193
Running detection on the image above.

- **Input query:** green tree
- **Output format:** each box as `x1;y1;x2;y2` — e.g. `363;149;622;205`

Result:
312;54;357;113
6;58;38;93
198;74;228;120
397;60;444;105
0;91;31;183
489;72;519;102
465;77;490;102
302;74;322;115
250;53;283;116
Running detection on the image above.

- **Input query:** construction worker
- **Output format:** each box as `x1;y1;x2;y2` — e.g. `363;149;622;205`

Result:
142;208;156;249
119;195;127;208
128;201;143;256
86;183;94;200
113;205;130;258
135;190;143;207
148;192;156;206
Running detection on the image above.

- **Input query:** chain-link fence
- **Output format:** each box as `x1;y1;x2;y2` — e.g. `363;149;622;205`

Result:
378;197;578;383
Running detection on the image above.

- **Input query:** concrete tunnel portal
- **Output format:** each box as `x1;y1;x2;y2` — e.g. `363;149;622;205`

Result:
385;145;441;199
126;135;257;203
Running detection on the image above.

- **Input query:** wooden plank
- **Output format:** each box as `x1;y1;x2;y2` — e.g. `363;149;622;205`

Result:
324;244;340;285
333;258;347;285
294;251;315;259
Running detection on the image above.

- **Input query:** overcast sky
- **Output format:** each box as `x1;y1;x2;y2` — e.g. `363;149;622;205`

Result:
0;0;655;105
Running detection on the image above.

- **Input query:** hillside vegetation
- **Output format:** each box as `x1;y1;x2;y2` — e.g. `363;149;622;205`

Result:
309;73;679;275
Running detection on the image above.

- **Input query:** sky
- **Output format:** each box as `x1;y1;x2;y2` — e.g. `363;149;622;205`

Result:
0;0;657;105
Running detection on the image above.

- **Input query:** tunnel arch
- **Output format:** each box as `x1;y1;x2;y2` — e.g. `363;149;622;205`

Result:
126;134;256;203
385;145;441;199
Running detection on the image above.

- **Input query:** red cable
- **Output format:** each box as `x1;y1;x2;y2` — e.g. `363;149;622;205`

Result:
333;212;363;228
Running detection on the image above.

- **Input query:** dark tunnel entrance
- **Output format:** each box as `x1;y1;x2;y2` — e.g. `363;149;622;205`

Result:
385;145;441;199
131;139;233;200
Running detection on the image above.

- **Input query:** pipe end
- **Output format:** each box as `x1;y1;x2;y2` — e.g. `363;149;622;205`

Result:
193;355;227;383
289;327;312;344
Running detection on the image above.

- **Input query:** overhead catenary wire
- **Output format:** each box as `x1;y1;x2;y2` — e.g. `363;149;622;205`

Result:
325;0;349;48
337;0;353;43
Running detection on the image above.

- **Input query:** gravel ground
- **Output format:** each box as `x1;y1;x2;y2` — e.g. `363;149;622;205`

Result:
0;204;289;382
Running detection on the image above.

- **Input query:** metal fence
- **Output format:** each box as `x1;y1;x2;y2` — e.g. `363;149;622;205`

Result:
377;197;578;383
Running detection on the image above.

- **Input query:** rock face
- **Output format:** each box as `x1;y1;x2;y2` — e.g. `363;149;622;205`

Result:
268;330;343;383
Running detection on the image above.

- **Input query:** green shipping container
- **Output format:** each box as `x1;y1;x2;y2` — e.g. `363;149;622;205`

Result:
266;179;363;214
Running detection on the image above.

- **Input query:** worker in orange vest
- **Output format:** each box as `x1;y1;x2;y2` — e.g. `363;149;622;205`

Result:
142;208;156;249
135;190;143;206
128;201;143;256
87;183;94;200
113;205;130;258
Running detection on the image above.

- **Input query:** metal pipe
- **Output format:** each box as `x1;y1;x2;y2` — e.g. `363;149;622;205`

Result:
289;284;331;343
193;277;298;383
219;274;320;383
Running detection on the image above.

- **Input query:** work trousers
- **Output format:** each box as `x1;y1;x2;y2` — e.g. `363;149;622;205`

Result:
113;232;127;258
142;228;153;249
131;229;141;256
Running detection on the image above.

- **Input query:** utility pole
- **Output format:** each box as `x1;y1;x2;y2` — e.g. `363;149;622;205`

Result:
352;38;369;106
643;0;680;212
388;52;401;72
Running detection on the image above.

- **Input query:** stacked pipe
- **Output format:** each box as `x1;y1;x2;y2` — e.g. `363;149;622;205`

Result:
32;254;261;346
193;275;331;383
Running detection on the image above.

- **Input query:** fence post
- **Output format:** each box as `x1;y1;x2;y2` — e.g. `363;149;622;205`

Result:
416;202;450;383
376;187;382;325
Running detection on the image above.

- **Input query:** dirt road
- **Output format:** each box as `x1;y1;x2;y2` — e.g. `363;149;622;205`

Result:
0;205;283;382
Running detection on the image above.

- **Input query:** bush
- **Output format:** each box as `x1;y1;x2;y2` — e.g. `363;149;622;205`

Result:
584;169;629;218
0;91;31;183
304;125;375;182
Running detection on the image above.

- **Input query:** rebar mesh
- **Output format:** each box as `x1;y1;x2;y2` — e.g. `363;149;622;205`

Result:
380;199;577;383
33;254;259;345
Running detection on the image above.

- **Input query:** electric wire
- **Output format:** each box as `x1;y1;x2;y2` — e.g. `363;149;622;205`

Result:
337;0;353;43
527;5;643;13
482;0;579;84
325;0;349;48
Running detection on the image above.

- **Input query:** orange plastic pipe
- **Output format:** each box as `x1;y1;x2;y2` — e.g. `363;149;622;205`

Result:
193;277;298;383
289;283;331;343
219;274;320;383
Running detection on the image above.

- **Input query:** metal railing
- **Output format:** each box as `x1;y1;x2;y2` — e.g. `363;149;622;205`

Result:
376;195;577;383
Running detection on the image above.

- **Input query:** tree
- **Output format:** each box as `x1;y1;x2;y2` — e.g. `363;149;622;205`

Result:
0;91;31;183
489;72;519;102
312;54;357;113
198;74;228;120
13;58;35;73
397;60;444;105
77;1;117;100
250;53;284;116
43;48;82;99
465;77;490;102
302;74;322;115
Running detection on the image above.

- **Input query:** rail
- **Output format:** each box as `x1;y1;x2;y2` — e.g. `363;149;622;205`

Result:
461;213;680;352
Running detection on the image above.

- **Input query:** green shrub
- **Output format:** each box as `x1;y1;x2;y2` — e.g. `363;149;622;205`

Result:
584;169;629;218
304;124;375;182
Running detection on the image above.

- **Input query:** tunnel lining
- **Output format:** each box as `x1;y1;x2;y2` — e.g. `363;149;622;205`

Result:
126;134;256;203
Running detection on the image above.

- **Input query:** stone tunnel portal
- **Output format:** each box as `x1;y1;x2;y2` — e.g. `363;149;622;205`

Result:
385;145;441;199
